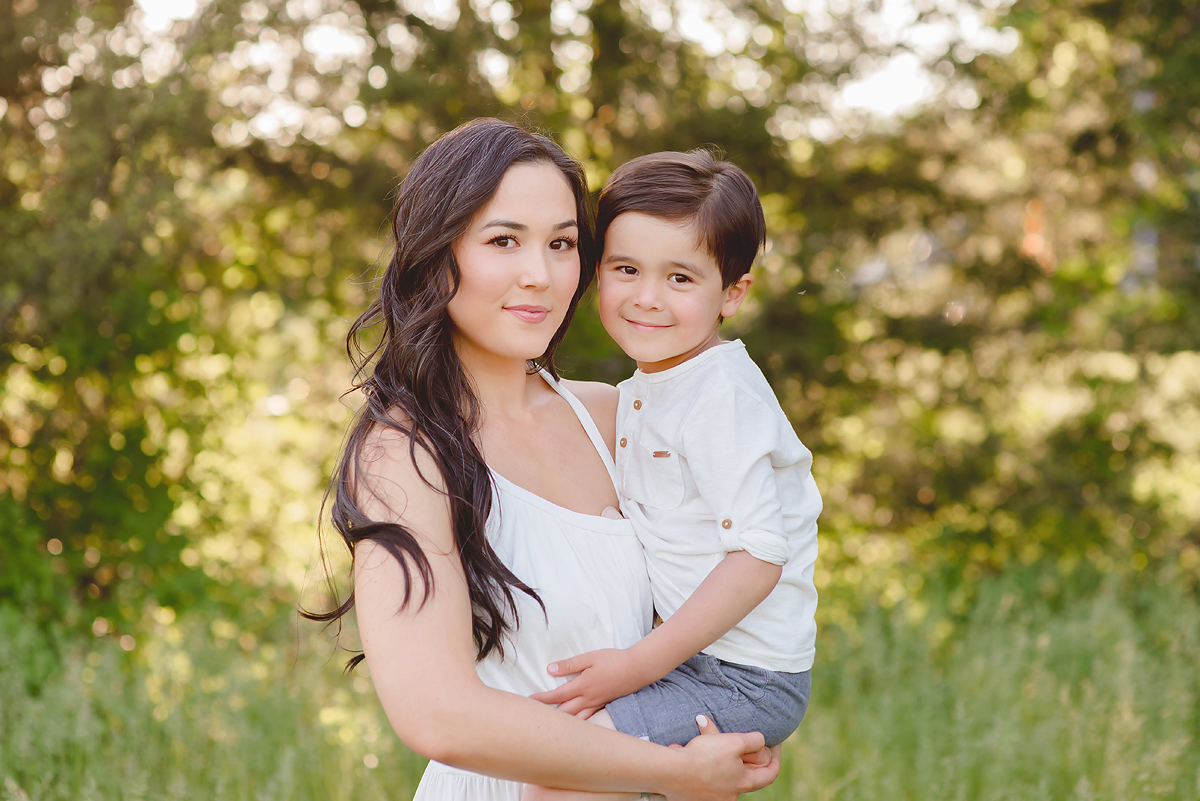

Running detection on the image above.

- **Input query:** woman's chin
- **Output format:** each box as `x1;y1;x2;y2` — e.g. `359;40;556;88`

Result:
453;337;558;366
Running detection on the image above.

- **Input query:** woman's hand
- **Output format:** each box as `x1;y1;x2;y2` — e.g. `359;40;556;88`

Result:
664;715;781;800
531;648;645;718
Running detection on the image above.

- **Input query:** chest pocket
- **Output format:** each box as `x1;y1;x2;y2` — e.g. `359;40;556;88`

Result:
622;435;687;511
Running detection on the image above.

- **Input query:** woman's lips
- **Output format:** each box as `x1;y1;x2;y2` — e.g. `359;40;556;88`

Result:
506;305;550;324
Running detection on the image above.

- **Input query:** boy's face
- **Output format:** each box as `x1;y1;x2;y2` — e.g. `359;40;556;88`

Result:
598;212;751;373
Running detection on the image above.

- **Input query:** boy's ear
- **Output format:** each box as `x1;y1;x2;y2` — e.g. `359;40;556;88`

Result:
720;273;754;319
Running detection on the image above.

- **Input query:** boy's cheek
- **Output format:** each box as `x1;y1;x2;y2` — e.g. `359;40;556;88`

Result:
596;276;620;315
598;310;624;344
595;284;620;335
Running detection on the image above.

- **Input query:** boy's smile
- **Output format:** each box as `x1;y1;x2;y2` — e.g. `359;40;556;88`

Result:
598;212;752;373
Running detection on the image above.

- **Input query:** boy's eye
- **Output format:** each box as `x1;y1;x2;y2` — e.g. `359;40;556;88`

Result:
669;273;693;284
488;235;517;248
615;265;637;275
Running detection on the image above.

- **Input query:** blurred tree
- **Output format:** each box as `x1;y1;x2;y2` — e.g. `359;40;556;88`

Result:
0;0;390;633
2;0;211;631
736;0;1200;614
2;0;1197;638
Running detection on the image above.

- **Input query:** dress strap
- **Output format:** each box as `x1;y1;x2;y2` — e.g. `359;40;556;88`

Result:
538;370;621;492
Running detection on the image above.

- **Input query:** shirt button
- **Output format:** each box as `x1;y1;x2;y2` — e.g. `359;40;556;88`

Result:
633;400;642;410
721;519;732;529
620;438;627;447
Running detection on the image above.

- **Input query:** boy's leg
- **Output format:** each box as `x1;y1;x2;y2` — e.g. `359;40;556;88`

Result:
519;710;643;801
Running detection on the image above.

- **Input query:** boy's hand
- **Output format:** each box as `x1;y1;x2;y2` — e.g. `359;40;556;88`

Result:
529;648;646;718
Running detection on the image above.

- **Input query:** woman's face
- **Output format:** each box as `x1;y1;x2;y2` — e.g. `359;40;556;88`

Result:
448;161;581;367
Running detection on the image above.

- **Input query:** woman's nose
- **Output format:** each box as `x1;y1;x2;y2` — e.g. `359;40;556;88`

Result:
518;251;552;289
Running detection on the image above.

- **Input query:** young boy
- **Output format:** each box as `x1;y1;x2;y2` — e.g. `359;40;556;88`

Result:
526;150;821;785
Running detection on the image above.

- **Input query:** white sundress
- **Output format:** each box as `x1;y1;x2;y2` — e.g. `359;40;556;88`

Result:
412;373;654;800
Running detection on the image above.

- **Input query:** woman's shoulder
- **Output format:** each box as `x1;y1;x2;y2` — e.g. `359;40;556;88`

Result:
361;413;446;485
559;377;618;404
356;414;453;548
559;378;618;418
558;378;619;441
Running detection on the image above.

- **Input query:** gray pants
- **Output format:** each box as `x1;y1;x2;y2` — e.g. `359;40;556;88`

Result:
606;652;811;747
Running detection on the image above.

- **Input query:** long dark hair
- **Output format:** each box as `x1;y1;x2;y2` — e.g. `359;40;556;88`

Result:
304;119;596;669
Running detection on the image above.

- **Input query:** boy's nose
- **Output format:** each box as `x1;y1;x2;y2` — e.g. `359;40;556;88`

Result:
632;282;663;310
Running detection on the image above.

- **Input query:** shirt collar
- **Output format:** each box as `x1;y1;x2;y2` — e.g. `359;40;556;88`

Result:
630;339;745;385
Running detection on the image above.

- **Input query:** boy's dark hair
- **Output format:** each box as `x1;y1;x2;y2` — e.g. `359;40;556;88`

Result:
596;150;766;288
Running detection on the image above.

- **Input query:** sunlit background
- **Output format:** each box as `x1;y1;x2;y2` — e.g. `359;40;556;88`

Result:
2;0;1199;797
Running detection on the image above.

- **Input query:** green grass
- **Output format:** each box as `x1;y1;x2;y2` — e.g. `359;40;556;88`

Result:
3;574;1198;800
759;576;1200;800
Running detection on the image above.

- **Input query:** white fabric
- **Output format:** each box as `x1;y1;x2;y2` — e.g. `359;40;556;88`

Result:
616;340;821;673
413;373;654;800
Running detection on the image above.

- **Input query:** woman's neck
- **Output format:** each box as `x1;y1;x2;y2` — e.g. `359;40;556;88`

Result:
456;346;544;423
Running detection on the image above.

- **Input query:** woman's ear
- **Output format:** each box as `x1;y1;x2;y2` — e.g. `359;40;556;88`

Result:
719;273;754;319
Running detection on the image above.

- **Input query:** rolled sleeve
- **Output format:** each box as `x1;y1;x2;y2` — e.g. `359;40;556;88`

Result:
681;385;790;566
731;528;790;565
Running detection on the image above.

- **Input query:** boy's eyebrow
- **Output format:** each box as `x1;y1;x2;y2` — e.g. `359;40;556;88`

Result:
669;260;704;277
602;254;706;277
482;219;577;231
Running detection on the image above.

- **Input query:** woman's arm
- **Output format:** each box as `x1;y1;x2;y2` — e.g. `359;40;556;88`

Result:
353;426;777;799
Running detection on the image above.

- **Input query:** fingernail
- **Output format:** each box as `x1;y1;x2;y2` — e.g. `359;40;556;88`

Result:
696;714;709;728
548;663;558;673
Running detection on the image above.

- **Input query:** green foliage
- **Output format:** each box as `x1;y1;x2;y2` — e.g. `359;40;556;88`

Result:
1;0;376;632
2;0;1198;640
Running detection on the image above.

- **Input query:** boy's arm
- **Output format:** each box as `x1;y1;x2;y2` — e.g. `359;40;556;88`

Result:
626;550;782;682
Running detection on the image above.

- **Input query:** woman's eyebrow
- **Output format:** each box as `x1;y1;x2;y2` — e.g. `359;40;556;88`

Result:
481;219;578;230
482;219;527;230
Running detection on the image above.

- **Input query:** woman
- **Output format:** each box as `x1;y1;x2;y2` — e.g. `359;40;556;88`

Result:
312;118;780;799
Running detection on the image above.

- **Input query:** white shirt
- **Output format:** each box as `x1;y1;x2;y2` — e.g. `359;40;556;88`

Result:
616;340;820;673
